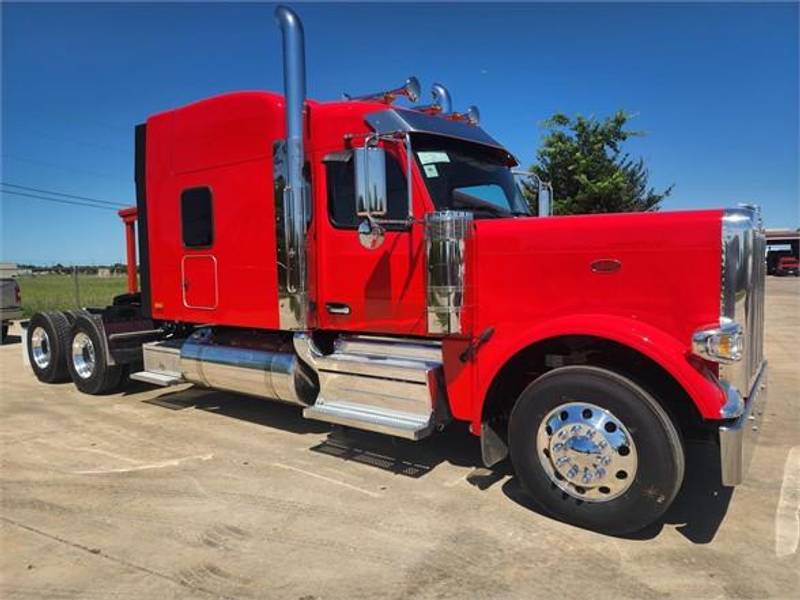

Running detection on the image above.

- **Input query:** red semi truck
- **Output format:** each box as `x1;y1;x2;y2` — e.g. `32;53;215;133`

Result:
25;6;768;534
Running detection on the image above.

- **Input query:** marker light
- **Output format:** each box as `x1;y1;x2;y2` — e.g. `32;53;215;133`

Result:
692;320;744;364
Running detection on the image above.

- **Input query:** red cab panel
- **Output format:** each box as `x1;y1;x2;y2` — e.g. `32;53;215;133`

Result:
144;92;286;328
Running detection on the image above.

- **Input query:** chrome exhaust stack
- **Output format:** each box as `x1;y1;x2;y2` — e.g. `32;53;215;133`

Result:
275;5;308;329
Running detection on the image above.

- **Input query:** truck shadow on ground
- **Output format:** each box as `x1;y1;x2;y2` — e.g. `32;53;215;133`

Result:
139;387;332;436
140;385;732;543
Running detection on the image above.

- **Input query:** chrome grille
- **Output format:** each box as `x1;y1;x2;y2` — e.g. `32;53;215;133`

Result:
720;207;766;397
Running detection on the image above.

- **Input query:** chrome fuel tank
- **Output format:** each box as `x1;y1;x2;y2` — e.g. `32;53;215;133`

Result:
180;328;317;406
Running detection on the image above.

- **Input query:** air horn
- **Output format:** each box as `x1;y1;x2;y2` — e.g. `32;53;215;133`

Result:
343;76;421;104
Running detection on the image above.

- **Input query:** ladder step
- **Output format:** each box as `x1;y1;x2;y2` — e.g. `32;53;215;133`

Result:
303;401;434;440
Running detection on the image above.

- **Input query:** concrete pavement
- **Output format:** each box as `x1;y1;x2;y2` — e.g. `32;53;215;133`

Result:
1;278;798;599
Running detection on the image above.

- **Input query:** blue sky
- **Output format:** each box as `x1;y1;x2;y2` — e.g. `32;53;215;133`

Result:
2;1;798;264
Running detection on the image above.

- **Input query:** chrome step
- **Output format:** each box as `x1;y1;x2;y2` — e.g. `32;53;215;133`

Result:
130;370;183;387
304;401;433;440
130;340;184;387
295;334;446;440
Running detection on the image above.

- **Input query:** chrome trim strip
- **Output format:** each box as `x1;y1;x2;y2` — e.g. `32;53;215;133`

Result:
719;360;768;486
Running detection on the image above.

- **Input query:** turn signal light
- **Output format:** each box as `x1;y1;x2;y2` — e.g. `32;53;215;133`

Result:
692;321;744;364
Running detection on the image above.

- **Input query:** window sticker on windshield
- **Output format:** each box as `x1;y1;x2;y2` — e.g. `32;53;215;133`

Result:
417;151;450;165
424;164;439;178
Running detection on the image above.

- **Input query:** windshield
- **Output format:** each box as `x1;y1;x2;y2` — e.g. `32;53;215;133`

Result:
412;134;530;217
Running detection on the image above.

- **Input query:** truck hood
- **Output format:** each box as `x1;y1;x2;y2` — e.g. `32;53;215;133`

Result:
468;209;723;347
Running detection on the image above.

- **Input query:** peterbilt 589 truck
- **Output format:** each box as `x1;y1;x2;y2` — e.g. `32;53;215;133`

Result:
25;6;767;534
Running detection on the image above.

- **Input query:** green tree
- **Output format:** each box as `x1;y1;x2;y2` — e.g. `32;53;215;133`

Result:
528;110;672;215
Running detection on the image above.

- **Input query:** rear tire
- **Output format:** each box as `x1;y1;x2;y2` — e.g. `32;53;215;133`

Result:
27;311;71;383
66;315;123;395
1;324;8;343
509;365;684;535
62;309;87;325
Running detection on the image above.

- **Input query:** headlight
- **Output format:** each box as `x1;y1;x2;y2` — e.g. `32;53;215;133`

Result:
692;320;744;364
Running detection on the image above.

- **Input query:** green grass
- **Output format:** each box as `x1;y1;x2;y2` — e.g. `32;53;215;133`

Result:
17;275;130;318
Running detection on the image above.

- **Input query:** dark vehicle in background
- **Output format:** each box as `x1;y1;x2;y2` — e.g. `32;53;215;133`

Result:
775;256;799;276
0;278;22;342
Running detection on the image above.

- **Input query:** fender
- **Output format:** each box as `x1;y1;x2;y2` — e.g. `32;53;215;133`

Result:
470;313;725;430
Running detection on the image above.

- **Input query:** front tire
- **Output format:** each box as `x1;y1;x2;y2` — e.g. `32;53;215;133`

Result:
67;315;123;395
509;366;684;535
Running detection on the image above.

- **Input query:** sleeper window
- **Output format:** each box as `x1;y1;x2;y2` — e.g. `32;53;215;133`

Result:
181;187;213;247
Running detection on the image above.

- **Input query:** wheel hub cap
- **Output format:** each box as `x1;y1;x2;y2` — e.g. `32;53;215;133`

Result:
31;327;51;369
71;332;96;379
537;402;637;502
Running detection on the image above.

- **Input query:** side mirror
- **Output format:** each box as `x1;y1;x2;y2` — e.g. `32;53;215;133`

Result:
355;146;388;217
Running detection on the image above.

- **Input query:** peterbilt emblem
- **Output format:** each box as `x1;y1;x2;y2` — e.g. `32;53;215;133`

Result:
590;259;622;274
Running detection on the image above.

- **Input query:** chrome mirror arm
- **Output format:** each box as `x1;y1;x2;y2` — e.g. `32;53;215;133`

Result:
512;169;554;217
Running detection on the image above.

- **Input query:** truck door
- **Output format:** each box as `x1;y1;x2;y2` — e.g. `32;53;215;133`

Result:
315;147;427;335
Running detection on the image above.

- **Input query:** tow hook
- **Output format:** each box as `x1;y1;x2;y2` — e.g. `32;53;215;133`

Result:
460;327;495;363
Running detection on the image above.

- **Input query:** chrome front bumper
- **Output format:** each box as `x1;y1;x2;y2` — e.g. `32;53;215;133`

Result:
719;361;768;486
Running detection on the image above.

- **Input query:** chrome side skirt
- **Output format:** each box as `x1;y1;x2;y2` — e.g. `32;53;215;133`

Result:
296;333;446;440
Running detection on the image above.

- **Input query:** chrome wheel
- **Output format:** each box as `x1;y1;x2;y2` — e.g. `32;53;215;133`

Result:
537;401;638;502
31;327;51;369
71;332;96;380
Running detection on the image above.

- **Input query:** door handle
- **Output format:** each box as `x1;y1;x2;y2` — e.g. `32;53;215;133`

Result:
325;303;351;315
